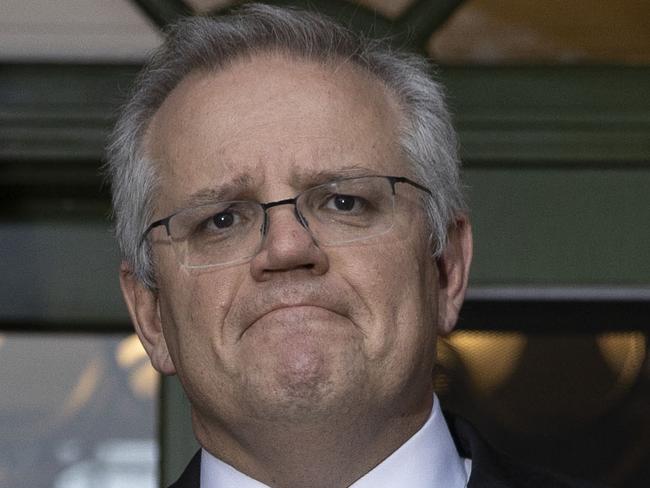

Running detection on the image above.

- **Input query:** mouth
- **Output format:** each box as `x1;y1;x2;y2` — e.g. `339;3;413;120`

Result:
231;280;357;341
241;304;347;338
263;304;339;319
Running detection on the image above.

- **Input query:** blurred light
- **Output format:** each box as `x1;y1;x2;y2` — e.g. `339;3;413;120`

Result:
185;0;235;14
95;439;157;464
116;334;148;369
116;334;158;399
0;334;5;350
428;0;650;65
447;331;527;392
62;358;102;418
439;331;648;434
185;0;417;18
354;0;416;19
54;440;157;488
130;363;159;400
56;439;83;464
596;332;646;388
0;335;157;487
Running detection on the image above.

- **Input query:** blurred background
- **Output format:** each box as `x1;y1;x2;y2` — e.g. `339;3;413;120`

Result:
1;1;649;487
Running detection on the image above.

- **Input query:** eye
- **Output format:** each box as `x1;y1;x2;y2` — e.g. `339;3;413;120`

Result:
326;194;363;212
199;208;242;235
211;211;236;229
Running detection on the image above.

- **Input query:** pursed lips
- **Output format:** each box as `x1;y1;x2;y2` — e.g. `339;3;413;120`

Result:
259;303;338;320
227;278;361;340
236;297;353;340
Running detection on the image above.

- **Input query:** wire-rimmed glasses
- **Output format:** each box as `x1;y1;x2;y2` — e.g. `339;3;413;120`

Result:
142;175;431;269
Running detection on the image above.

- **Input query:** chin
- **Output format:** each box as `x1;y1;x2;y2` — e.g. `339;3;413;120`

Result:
244;342;366;422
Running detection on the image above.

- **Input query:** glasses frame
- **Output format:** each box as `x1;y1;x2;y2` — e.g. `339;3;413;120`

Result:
140;175;432;267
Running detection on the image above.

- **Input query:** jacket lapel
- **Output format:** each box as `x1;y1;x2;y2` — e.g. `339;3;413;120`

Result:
168;450;201;488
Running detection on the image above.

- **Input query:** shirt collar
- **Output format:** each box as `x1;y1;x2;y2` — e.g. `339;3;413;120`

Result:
348;394;470;488
200;394;470;488
201;448;268;488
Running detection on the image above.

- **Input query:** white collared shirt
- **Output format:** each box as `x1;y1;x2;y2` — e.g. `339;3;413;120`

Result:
200;395;471;488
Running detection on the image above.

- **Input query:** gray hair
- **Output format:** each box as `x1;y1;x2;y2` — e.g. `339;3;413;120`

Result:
106;3;466;289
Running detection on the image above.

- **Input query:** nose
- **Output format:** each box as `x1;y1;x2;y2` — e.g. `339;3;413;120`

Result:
249;204;329;281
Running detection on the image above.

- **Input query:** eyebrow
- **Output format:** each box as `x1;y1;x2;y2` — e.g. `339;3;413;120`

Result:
178;166;376;208
180;173;255;208
291;166;375;189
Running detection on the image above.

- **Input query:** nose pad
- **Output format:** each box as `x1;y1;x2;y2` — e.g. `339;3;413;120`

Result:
259;204;312;242
294;206;310;229
260;216;268;236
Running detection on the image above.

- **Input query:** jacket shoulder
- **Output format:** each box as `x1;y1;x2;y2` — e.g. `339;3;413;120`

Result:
445;413;608;488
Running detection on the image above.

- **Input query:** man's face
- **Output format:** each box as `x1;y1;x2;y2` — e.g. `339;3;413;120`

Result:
130;54;466;426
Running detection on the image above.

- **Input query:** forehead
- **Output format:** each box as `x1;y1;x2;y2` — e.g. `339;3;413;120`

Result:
145;53;406;213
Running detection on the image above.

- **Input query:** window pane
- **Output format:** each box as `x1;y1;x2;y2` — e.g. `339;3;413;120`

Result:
437;330;650;486
0;333;158;488
430;0;650;65
185;0;416;18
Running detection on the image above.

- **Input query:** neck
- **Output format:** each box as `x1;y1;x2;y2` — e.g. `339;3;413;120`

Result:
193;394;433;488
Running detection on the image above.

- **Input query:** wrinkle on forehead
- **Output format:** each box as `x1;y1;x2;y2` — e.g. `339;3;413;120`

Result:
147;52;401;149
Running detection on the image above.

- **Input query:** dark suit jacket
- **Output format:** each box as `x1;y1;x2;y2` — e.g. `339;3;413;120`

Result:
169;414;604;488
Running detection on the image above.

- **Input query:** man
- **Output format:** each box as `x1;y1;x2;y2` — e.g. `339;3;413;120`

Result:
107;4;601;487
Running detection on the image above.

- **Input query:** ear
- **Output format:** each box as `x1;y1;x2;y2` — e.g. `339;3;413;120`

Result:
436;215;473;336
119;262;177;376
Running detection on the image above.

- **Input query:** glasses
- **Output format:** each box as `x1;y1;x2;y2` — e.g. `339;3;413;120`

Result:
142;175;431;269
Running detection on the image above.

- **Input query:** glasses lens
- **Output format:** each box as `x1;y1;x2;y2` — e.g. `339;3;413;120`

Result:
168;201;263;267
299;176;395;246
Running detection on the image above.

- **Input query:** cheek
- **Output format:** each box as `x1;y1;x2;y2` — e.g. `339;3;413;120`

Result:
156;267;253;413
156;266;245;367
342;234;438;364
